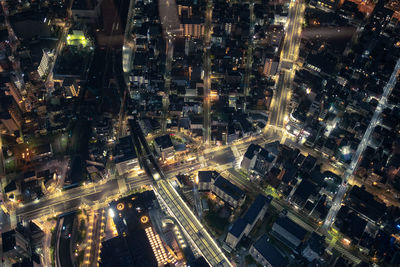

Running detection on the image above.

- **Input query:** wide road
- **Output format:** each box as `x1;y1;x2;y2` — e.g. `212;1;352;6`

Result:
269;1;304;128
15;129;280;222
16;176;150;221
203;0;213;145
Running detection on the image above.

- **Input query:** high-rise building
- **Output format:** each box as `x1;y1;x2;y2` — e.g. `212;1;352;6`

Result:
2;229;32;261
37;49;54;78
4;80;24;111
0;92;23;134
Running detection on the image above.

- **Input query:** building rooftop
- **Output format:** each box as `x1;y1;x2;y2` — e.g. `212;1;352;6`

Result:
242;194;272;225
102;191;162;267
292;179;317;202
198;170;220;183
253;235;287;267
244;144;275;162
306;232;325;256
346;185;386;222
33;143;52;156
4;180;17;193
114;136;137;164
229;218;247;238
154;134;174;149
213;176;245;201
2;230;17;253
274;217;307;241
72;0;98;10
243;143;259;159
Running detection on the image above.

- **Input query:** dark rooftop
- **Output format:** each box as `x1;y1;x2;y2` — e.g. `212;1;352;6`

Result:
4;180;17;193
274;217;307;241
346;186;386;222
242;194;272;225
154;134;174;149
253;235;288;267
229;218;247;238
213;176;245;201
198;170;220;183
114;136;137;164
2;230;17;253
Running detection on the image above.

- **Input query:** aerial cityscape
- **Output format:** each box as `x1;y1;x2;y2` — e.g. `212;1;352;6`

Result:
0;0;399;266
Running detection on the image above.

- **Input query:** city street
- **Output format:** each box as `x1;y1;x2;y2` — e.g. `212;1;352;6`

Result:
269;1;304;128
16;177;144;221
203;0;213;145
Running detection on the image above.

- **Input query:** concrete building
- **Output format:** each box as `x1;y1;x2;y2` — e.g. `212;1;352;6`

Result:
271;216;307;250
31;144;53;161
302;232;325;262
114;136;139;175
4;80;24;111
225;194;272;248
263;58;279;76
225;218;247;248
63;78;80;98
250;235;287;267
71;0;102;23
241;144;277;175
198;170;220;191
265;25;285;50
211;176;245;208
37;49;54;78
154;134;175;161
1;112;19;133
0;93;23;134
2;229;31;261
197;171;245;207
4;180;19;200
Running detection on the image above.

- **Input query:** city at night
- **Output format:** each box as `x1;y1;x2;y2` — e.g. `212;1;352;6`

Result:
0;0;400;266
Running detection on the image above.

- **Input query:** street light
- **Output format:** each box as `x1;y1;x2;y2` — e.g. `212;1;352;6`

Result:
108;208;115;218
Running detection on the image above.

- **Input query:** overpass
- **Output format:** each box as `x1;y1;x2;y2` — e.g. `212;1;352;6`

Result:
129;119;232;267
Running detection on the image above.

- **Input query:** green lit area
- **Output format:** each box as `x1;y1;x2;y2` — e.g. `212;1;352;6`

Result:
66;30;89;47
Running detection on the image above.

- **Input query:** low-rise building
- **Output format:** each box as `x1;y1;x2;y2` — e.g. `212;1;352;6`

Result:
345;185;386;223
225;218;247;249
250;235;287;267
198;171;220;191
212;176;246;208
271;216;307;250
114;136;140;175
197;171;246;208
4;180;19;200
241;144;277;175
154;134;175;161
302;232;325;262
225;194;272;248
31;144;53;161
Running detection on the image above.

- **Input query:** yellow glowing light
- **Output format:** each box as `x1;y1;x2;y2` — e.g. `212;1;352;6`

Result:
342;238;351;245
116;203;125;211
141;215;149;224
